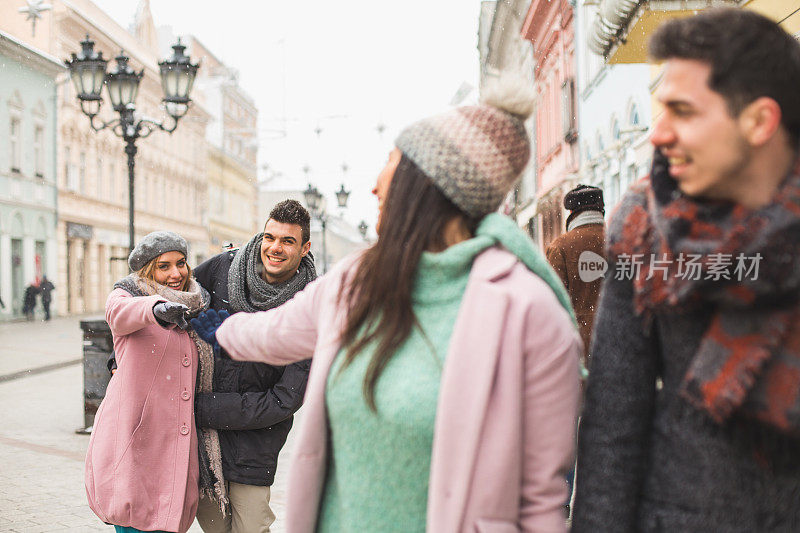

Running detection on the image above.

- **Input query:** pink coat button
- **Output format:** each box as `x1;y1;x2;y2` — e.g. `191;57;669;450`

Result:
182;357;190;367
179;425;189;435
181;391;191;401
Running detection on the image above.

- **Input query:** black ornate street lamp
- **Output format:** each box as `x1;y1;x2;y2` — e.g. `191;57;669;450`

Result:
335;183;350;209
66;35;199;257
303;183;321;213
303;183;328;273
358;220;368;239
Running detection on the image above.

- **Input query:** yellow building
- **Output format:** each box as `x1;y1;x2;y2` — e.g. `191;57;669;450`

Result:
206;143;259;249
190;38;259;250
589;0;800;66
0;0;212;314
746;0;800;33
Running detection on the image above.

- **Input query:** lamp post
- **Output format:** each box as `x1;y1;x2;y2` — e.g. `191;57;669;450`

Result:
65;35;199;257
304;182;351;274
358;220;368;239
335;183;350;210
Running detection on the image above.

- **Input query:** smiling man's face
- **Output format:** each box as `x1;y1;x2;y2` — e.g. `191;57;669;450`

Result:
650;58;751;201
259;219;310;284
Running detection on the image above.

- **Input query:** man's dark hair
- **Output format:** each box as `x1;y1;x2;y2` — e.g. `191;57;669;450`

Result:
650;8;800;145
267;199;311;243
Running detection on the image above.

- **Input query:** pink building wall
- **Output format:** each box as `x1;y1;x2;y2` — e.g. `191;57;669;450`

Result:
522;0;579;247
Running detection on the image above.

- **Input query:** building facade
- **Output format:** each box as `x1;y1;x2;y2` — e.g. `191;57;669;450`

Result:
0;32;62;320
0;0;212;315
575;0;652;211
190;37;259;251
481;0;539;240
522;0;580;248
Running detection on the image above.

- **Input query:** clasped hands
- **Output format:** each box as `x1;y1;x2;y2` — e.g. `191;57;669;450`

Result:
190;309;230;350
152;303;230;350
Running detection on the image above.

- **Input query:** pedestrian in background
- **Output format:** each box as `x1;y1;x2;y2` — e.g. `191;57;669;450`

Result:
21;281;39;320
545;184;605;516
198;77;581;532
39;275;54;320
573;9;800;531
546;184;605;373
85;231;210;533
191;199;315;533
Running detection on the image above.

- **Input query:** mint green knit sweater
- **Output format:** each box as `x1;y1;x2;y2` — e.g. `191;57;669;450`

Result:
318;236;489;533
317;214;574;532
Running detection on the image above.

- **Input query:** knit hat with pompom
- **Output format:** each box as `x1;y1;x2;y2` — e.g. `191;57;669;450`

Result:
395;76;535;219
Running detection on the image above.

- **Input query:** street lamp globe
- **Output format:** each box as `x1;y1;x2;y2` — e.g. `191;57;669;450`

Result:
358;220;368;239
66;34;199;257
159;39;199;120
65;35;107;117
335;183;350;209
105;51;143;111
303;183;321;213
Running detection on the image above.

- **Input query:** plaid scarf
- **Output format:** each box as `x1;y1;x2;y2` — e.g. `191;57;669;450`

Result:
609;150;800;437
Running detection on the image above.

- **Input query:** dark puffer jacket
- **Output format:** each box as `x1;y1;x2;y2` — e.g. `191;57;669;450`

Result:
193;250;311;486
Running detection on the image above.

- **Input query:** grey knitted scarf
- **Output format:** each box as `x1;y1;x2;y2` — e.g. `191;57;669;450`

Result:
227;232;317;313
113;274;229;515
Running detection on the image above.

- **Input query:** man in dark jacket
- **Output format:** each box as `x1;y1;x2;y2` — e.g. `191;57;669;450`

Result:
39;276;54;320
193;199;315;533
546;184;605;371
573;9;800;532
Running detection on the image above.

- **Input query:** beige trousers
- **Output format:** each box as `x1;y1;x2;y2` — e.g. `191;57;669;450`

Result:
196;481;276;533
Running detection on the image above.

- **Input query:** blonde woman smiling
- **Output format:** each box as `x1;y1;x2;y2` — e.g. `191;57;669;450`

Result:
86;231;212;533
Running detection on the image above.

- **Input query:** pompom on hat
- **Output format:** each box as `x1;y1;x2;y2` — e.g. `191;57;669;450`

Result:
128;231;188;271
395;76;535;219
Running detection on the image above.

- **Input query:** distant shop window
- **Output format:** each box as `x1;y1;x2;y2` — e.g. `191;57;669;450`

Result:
561;78;577;143
627;163;638;190
108;162;116;201
96;159;103;199
79;151;86;194
34;125;44;178
10;117;21;173
629;103;640;126
65;146;77;191
526;217;538;243
541;197;563;248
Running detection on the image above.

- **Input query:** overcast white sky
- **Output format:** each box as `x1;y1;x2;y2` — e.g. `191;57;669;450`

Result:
92;0;485;230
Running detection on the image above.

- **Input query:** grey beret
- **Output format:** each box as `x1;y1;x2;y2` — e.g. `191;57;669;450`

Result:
128;231;188;271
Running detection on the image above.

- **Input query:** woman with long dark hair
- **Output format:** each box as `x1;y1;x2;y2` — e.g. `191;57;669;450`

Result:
197;79;581;532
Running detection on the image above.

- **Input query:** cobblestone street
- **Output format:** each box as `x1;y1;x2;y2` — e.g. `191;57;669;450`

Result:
0;316;291;532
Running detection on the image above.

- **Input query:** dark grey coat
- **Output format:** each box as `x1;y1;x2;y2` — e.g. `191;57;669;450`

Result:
572;216;800;532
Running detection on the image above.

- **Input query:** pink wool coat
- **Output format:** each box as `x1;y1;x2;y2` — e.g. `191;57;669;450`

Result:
218;247;582;533
85;289;199;533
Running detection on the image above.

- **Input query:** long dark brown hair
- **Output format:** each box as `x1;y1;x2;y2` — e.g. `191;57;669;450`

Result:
338;154;478;411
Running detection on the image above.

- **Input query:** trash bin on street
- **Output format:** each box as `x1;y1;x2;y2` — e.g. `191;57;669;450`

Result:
77;317;113;434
